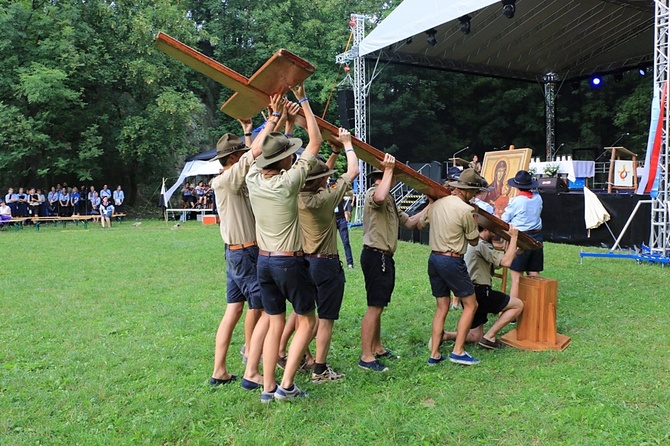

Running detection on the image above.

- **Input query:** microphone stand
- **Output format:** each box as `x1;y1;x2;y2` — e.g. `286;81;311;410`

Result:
551;143;565;162
596;133;629;161
451;146;469;168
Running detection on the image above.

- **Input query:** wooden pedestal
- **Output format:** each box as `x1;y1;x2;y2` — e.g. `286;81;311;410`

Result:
501;276;571;351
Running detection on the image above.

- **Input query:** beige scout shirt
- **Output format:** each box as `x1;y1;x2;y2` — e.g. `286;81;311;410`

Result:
245;152;317;252
210;150;256;245
465;238;504;286
362;185;409;253
298;174;353;255
420;195;479;255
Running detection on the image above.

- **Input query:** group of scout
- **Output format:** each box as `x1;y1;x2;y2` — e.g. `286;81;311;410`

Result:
207;85;544;402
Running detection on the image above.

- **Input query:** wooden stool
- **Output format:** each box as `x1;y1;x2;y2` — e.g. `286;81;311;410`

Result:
501;276;571;351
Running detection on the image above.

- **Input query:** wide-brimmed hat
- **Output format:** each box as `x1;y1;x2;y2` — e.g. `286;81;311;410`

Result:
255;132;303;168
507;170;538;190
448;168;489;191
209;133;249;162
306;160;336;182
368;168;383;180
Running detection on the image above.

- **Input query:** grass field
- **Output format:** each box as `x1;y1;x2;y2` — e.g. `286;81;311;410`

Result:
1;220;669;445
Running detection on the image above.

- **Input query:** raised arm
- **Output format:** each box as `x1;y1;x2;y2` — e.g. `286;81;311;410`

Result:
500;224;519;267
373;153;396;205
237;118;253;147
284;101;300;138
292;84;322;158
249;94;285;159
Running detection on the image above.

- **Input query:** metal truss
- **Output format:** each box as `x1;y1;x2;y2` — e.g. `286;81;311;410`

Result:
650;0;670;257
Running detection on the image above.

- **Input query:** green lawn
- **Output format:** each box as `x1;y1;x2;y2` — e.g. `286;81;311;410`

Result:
1;220;668;445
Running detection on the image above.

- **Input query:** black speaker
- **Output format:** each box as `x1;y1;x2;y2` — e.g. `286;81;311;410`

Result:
537;177;568;193
336;88;355;129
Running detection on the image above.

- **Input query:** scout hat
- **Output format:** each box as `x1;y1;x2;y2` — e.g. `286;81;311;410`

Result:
209;133;248;162
255;132;303;168
448;168;489;191
368;167;384;181
507;170;538;190
305;160;336;182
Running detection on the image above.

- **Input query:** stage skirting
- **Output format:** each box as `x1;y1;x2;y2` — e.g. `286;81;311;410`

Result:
399;192;651;249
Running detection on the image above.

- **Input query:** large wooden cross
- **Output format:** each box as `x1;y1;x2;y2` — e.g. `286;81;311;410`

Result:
154;32;541;250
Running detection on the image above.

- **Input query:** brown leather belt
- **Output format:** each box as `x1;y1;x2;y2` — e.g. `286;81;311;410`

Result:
363;245;393;258
227;241;257;250
258;249;304;257
304;253;339;259
432;250;463;258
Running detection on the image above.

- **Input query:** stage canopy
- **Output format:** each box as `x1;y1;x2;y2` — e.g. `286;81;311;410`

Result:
358;0;654;82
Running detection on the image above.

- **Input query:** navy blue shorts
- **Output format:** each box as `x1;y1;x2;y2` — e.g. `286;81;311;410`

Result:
306;257;345;320
511;231;544;273
256;255;316;316
360;247;395;307
471;284;510;328
225;246;263;309
427;253;475;298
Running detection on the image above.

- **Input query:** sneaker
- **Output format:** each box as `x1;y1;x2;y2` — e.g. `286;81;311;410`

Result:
276;355;287;370
428;355;447;365
358;359;388;372
478;337;503;350
275;383;307;401
448;351;480;366
375;349;399;360
311;365;345;384
241;378;262;391
260;388;276;403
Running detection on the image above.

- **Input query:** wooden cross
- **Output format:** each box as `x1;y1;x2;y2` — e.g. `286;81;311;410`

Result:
153;32;541;250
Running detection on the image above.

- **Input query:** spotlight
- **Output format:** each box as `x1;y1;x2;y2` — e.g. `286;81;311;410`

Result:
502;0;516;19
425;28;437;46
638;67;647;76
458;15;471;35
591;76;602;87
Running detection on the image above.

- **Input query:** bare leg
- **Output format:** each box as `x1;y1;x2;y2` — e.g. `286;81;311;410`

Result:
452;294;478;356
262;313;285;393
430;297;450;359
243;308;262;358
278;311;297;358
280;311;316;389
212;302;244;380
483;296;524;341
315;318;334;364
445;325;483;344
360;306;383;362
243;312;269;384
509;270;522;299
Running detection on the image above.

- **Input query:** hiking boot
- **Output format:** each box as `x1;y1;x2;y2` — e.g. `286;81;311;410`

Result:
311;365;345;384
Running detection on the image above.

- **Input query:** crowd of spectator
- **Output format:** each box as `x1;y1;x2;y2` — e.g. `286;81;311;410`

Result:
181;180;214;209
1;183;125;220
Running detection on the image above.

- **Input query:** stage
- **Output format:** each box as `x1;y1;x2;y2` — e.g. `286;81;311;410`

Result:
399;191;651;249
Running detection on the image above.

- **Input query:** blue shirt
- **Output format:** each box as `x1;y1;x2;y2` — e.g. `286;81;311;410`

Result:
113;190;124;203
472;198;494;214
100;188;112;198
501;192;543;231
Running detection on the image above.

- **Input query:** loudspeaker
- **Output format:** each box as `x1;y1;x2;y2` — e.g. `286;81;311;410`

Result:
538;177;568;193
336;88;355;129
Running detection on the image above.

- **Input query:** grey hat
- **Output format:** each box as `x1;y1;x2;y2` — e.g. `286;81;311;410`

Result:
255;132;303;168
209;133;249;162
448;168;489;191
306;160;336;182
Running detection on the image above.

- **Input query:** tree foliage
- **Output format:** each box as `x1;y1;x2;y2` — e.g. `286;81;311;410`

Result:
0;0;654;202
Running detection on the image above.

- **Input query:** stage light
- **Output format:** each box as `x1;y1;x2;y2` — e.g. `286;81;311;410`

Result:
502;0;516;19
458;15;471;35
591;76;602;87
425;28;437;46
639;67;647;76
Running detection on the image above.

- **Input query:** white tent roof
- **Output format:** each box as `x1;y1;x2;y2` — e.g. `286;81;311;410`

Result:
163;159;222;205
359;0;497;57
357;0;654;82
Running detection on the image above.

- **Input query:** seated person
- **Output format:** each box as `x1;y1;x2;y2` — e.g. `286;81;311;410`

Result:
181;182;195;208
70;187;81;215
58;188;71;217
99;196;115;228
439;224;523;349
16;187;29;217
28;188;41;217
90;192;101;222
195;181;207;207
0;199;12;226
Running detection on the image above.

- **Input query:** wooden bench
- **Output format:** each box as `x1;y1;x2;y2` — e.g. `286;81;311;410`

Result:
2;217;30;230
